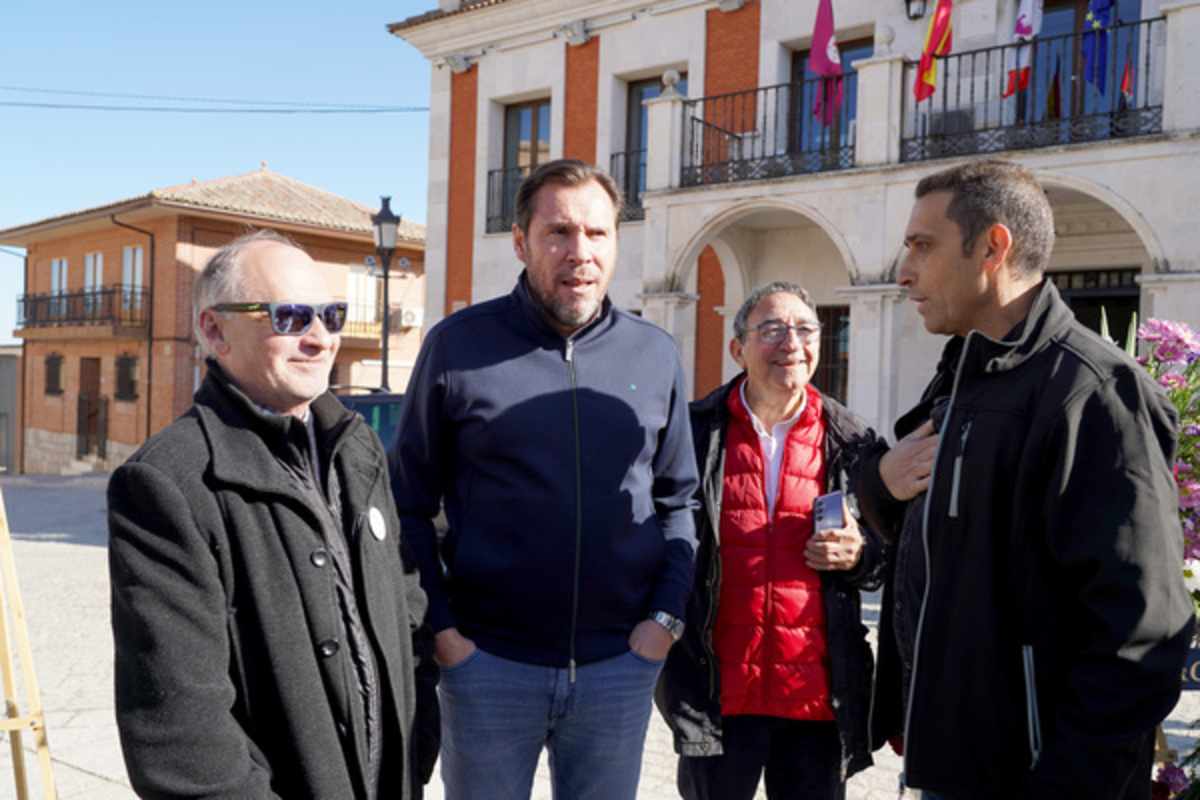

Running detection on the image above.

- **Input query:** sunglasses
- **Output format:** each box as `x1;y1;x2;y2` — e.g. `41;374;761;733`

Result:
212;302;348;335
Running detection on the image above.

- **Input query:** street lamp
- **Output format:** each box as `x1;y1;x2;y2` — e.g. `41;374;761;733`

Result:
371;196;401;391
905;0;927;20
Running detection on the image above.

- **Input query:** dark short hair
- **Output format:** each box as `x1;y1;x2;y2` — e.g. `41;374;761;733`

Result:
513;159;625;234
733;281;817;341
914;159;1055;278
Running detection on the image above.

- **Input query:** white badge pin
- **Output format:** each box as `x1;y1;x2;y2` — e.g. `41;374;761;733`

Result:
368;507;387;541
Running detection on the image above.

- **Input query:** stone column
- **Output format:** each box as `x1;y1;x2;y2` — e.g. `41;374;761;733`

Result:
851;28;906;167
1138;272;1200;330
644;70;686;194
640;290;700;396
836;282;911;433
1160;0;1200;132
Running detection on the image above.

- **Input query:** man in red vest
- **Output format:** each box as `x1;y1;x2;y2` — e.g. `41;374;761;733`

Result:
656;281;887;799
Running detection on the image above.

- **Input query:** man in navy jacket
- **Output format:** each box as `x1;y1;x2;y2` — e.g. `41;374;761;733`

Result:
391;159;699;800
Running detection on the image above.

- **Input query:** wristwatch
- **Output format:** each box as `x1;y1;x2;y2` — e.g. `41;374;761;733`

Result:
649;610;685;641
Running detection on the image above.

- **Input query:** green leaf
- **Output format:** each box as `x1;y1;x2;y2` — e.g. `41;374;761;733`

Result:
1125;310;1139;357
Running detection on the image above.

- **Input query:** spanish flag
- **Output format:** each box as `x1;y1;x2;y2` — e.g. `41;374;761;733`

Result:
915;0;954;102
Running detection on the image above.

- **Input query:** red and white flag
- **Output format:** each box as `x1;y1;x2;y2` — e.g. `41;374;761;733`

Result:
810;0;843;126
1004;0;1043;98
915;0;953;102
1116;54;1134;113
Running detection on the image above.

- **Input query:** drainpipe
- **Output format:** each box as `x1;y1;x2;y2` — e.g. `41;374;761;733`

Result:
19;251;28;474
110;216;155;442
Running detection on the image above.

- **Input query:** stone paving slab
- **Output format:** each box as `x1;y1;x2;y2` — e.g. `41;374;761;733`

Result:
0;474;1195;800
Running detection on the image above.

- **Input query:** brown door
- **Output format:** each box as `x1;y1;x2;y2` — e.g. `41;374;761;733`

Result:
78;357;101;456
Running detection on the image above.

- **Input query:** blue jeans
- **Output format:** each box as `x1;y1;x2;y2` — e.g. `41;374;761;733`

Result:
437;647;664;800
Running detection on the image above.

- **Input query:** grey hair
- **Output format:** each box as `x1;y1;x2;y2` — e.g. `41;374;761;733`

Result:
733;281;817;341
192;229;303;351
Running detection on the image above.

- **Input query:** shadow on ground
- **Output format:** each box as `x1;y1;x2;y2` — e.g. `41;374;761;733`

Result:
1;474;109;547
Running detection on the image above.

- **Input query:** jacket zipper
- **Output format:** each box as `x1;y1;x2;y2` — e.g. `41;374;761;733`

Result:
902;331;975;780
565;338;582;684
1022;645;1043;769
703;421;724;701
947;420;972;518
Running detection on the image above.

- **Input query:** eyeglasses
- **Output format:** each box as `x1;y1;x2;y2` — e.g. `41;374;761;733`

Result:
211;302;348;335
744;321;823;345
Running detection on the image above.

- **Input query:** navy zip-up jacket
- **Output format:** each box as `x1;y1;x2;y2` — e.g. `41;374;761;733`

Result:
390;275;699;668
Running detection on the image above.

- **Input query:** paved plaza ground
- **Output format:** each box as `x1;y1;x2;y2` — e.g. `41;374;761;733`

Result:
0;474;1194;799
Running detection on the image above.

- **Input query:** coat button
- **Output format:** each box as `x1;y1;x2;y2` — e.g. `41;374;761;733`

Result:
319;639;340;657
310;549;329;568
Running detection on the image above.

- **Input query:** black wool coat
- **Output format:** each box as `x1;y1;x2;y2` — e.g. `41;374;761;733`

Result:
109;363;437;799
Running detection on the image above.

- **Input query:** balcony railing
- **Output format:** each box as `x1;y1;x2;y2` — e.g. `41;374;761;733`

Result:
681;73;857;187
486;164;531;233
19;285;149;329
343;297;383;340
902;17;1164;161
610;148;647;221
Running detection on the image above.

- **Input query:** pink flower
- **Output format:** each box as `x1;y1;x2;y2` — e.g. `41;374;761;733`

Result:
1181;481;1200;510
1156;762;1189;794
1140;318;1200;360
1140;319;1170;342
1156;342;1189;365
1161;373;1188;389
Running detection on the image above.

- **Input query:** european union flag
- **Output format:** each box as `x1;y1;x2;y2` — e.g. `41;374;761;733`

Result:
1082;0;1115;92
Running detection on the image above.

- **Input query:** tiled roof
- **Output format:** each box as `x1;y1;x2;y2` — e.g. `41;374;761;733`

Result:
0;168;424;244
154;169;424;241
389;0;509;33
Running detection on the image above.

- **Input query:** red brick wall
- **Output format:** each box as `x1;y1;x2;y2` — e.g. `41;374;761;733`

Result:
704;0;761;97
695;2;759;396
563;38;599;162
446;67;478;315
694;245;727;398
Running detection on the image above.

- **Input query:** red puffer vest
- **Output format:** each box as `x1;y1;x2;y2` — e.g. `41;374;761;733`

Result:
713;381;834;721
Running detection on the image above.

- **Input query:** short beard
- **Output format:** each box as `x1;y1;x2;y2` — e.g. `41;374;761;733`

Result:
540;295;600;332
525;270;602;333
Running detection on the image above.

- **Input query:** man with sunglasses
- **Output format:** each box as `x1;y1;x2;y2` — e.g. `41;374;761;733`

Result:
391;159;698;799
656;282;887;799
108;230;437;799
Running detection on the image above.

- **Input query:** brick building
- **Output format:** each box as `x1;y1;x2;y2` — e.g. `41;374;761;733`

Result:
0;168;425;474
391;0;1200;433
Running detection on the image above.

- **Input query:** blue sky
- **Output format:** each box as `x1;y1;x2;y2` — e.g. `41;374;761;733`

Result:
0;0;436;344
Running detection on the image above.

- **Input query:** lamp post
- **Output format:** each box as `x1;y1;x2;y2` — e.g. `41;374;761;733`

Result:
371;196;400;391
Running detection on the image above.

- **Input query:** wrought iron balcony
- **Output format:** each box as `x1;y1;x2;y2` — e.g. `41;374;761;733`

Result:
19;285;149;330
486;164;531;233
902;17;1164;161
610;148;647;221
681;72;857;188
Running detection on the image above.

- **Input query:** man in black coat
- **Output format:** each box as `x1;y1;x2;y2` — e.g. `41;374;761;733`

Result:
108;230;436;799
861;159;1192;799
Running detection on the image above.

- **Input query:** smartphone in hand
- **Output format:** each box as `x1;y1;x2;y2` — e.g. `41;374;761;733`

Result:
813;491;845;531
